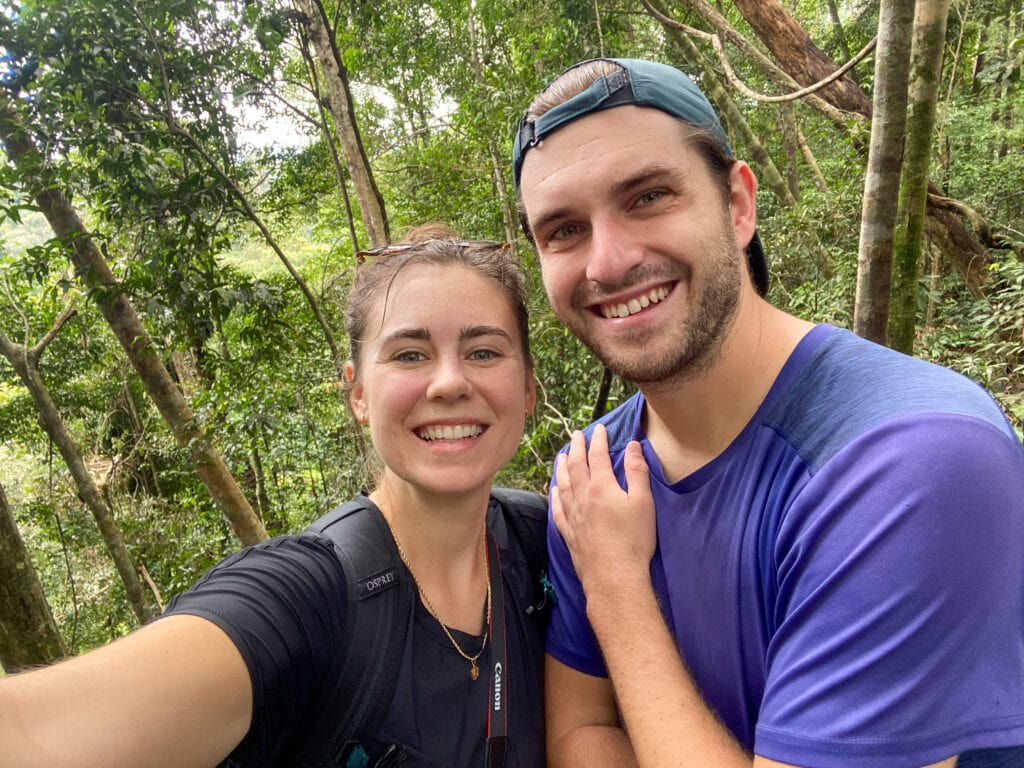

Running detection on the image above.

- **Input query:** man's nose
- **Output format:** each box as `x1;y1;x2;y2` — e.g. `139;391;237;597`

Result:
584;217;645;286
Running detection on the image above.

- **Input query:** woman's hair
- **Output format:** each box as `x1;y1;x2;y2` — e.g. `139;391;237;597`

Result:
344;223;533;381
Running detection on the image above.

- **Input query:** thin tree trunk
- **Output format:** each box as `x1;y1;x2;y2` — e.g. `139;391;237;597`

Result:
779;102;801;201
997;2;1018;159
972;11;989;94
826;0;860;82
854;0;915;344
466;1;519;249
924;241;941;331
591;367;614;422
796;126;829;192
0;480;66;672
889;0;952;354
0;96;268;546
0;314;156;624
296;22;361;256
294;0;389;247
731;0;873;115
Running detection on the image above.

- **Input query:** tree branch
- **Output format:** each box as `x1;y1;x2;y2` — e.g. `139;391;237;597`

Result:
29;303;77;360
639;0;876;106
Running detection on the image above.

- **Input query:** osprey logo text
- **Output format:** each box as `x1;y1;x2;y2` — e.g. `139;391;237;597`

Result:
355;567;400;600
365;571;395;591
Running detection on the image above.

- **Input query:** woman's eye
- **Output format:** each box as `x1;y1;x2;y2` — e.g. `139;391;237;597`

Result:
394;350;427;363
468;348;500;361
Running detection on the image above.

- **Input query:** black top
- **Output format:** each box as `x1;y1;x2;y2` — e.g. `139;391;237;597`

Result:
165;501;546;767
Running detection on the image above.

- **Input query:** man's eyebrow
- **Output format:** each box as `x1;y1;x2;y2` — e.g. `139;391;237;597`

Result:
460;325;513;344
609;165;680;197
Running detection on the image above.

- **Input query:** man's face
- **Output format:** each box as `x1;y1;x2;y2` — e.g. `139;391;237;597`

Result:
518;105;752;386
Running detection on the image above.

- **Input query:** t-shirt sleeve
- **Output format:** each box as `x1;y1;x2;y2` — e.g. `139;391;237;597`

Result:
757;414;1024;766
162;534;348;766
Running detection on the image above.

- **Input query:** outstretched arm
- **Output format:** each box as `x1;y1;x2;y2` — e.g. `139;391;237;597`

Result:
0;614;251;768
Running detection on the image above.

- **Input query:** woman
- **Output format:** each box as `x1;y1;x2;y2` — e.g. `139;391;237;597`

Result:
0;230;546;767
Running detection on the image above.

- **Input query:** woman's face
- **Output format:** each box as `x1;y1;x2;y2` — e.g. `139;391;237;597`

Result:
348;264;536;499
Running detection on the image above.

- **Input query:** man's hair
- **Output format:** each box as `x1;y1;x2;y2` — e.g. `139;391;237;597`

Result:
516;59;736;243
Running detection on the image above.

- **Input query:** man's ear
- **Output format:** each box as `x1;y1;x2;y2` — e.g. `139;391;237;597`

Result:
729;161;758;250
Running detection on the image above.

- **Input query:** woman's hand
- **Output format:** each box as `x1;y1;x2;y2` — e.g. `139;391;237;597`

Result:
551;424;656;594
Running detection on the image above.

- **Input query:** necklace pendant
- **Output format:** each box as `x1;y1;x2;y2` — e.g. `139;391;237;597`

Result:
470;661;479;681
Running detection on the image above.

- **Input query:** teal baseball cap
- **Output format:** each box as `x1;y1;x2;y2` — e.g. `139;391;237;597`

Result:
513;58;769;296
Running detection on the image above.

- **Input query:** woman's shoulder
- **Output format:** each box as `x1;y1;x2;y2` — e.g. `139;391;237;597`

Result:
166;533;347;624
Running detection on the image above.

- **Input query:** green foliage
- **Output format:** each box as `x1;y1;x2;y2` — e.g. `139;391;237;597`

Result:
1;0;1022;654
918;259;1024;433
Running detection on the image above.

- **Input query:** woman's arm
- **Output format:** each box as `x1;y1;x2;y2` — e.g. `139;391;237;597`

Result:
0;614;252;768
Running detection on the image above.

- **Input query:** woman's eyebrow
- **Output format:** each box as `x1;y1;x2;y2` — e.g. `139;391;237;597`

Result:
380;327;431;345
460;325;513;343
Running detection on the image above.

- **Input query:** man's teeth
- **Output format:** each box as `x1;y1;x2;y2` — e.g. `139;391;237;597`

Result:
600;285;669;319
417;424;484;441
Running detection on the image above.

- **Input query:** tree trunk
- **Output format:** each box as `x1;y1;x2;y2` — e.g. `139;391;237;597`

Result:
0;480;66;673
731;0;873;116
889;0;952;354
297;21;361;257
294;0;390;247
0;96;268;547
0;318;156;624
796;126;829;192
997;2;1018;160
972;11;989;94
853;0;915;344
779;102;801;201
825;0;860;82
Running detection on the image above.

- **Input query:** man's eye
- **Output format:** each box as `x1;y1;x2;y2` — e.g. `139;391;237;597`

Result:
550;223;583;241
636;189;666;206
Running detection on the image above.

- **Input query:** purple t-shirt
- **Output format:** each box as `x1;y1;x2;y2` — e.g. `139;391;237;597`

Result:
547;324;1024;767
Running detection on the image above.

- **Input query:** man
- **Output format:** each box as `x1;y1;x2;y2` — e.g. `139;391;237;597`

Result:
513;58;1024;768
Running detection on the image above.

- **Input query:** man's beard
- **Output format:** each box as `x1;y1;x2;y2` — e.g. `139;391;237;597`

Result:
562;219;743;387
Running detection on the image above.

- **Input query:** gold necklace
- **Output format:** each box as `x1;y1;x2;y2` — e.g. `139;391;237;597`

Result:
388;522;492;680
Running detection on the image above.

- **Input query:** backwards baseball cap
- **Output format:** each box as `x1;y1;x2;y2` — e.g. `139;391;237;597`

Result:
513;58;769;297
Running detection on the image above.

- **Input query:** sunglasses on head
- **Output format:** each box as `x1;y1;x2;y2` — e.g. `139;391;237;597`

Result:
355;240;510;265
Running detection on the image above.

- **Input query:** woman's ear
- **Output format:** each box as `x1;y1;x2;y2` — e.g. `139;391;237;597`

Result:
345;361;368;424
525;369;538;416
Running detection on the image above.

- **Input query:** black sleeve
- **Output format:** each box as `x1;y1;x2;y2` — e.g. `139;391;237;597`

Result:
163;534;348;766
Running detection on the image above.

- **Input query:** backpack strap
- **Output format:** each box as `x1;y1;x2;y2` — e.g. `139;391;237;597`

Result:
289;489;550;767
490;487;556;618
291;496;412;768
